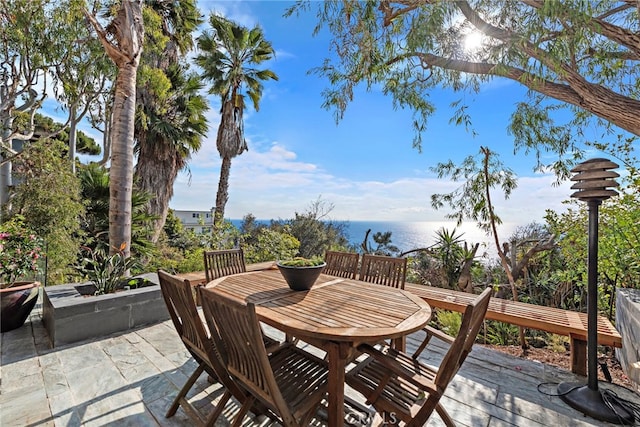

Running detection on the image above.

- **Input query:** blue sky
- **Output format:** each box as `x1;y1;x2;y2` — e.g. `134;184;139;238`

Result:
166;0;584;226
71;0;617;228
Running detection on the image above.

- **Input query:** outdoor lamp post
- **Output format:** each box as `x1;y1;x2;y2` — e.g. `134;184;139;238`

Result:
557;158;633;424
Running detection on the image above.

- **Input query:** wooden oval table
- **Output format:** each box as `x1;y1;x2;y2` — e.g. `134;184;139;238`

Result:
206;269;432;426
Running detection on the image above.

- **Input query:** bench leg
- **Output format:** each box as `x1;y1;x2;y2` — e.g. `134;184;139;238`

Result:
570;334;587;376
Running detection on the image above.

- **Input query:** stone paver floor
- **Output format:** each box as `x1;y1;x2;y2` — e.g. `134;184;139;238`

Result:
1;307;639;426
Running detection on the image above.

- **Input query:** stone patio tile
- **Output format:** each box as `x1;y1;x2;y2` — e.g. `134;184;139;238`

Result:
135;372;181;404
101;339;148;369
48;390;82;427
135;322;184;357
79;389;155;427
42;360;71;398
0;357;43;391
129;332;180;373
64;362;128;402
119;358;163;383
145;394;200;427
0;380;53;426
56;341;112;371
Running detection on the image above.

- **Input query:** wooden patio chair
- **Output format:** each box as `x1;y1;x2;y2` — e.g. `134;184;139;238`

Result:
204;248;246;283
346;286;493;427
199;287;330;427
359;253;407;289
157;269;246;426
324;250;359;279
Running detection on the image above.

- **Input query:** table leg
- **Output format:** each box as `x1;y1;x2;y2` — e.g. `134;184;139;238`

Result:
392;335;406;352
326;341;347;427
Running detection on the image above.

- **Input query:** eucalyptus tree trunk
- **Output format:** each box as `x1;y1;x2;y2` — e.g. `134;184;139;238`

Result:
84;0;143;257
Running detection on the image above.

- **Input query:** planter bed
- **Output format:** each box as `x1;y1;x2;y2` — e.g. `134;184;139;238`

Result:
42;273;169;347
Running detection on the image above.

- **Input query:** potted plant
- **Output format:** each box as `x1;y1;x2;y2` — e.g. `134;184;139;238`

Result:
276;256;326;291
75;243;143;295
0;215;44;332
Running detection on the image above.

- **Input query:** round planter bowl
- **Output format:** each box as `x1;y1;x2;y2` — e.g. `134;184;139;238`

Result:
0;281;41;333
276;262;326;291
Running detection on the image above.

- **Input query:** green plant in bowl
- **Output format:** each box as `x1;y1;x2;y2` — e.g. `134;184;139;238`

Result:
278;256;325;267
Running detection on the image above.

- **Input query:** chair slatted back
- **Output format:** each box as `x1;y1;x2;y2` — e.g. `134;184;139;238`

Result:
434;286;492;388
157;270;244;398
158;270;210;362
199;289;296;423
324;251;359;279
359;254;407;289
204;249;246;283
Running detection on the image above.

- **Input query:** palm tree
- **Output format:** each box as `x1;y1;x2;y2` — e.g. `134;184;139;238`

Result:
134;0;206;243
134;64;208;242
196;14;278;228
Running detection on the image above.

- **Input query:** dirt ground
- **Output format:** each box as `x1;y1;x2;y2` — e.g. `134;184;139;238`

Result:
482;343;635;389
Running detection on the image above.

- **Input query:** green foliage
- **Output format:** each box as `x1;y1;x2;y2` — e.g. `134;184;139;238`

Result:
433;228;465;288
431;147;517;234
543;186;640;313
75;244;139;295
78;164;156;260
0;215;44;286
14;114;101;155
9;139;84;285
434;310;462;338
483;320;520;346
288;1;640;178
361;229;400;256
242;228;300;264
196;14;278;110
269;198;350;259
175;248;207;274
133;1;208;243
278;256;325;267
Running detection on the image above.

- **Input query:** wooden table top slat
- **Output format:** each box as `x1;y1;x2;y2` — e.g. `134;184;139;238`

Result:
206;272;431;343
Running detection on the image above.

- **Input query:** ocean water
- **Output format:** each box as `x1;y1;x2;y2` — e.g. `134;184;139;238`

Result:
342;221;517;255
230;219;519;258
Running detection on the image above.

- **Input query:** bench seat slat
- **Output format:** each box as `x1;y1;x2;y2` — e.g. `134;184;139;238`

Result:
405;283;622;348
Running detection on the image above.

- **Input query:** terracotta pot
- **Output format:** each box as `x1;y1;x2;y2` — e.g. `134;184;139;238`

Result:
276;263;326;291
0;281;41;332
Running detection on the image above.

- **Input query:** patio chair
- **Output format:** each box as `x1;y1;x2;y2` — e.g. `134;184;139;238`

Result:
204;248;246;283
346;286;493;426
157;269;245;426
359;253;407;289
324;250;359;279
199;287;330;427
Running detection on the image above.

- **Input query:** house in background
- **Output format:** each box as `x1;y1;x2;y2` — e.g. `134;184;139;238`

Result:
173;209;214;235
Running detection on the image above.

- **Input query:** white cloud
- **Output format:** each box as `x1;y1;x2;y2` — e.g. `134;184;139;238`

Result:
171;143;573;225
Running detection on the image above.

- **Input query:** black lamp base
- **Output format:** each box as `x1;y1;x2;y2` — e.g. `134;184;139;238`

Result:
558;382;634;425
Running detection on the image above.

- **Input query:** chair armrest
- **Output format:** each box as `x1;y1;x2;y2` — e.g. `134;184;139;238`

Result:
423;325;455;345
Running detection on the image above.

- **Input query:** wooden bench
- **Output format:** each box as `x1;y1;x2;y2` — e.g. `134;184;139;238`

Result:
405;283;622;376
